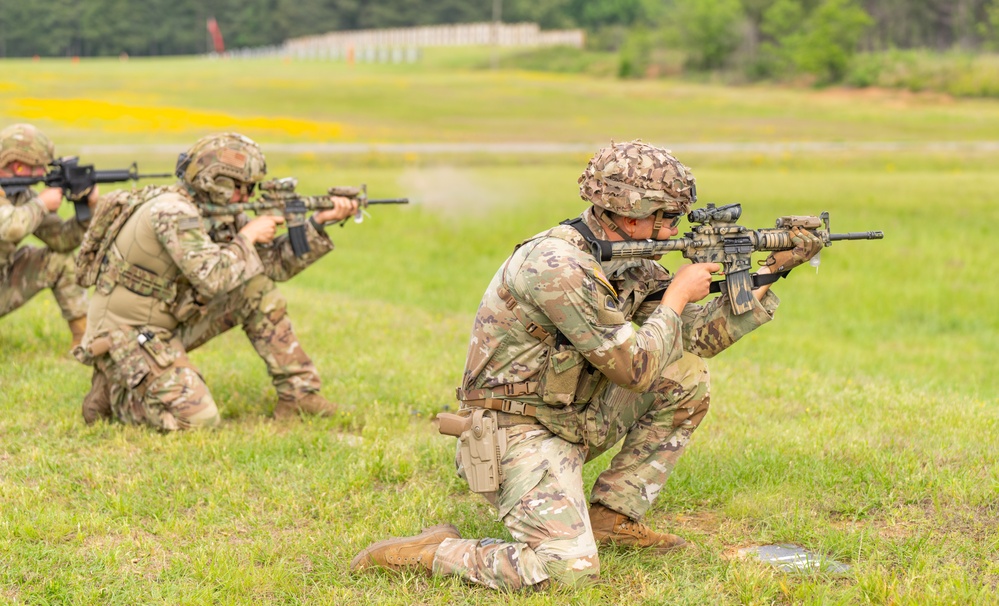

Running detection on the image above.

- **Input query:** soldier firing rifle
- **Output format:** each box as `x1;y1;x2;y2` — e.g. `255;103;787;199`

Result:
0;156;172;222
198;177;408;257
576;202;884;315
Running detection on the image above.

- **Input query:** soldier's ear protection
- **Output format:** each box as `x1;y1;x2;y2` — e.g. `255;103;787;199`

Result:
175;152;190;179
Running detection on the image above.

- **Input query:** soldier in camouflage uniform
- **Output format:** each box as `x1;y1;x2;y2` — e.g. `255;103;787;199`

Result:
0;123;95;349
75;133;358;431
352;141;823;589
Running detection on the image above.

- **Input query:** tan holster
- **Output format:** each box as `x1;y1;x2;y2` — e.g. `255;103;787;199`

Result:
437;409;506;493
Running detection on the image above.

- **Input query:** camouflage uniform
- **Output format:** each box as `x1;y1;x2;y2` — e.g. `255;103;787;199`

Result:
79;134;333;431
0;125;88;326
432;143;781;589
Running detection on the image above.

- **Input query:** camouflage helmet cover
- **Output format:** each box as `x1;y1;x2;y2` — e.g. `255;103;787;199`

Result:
0;123;56;168
176;132;267;205
578;140;696;218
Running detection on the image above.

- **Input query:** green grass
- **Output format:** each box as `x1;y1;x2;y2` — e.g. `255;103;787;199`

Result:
1;56;997;604
7;54;999;147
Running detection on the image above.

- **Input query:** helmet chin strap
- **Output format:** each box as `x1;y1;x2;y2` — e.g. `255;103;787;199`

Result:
650;209;665;236
594;207;632;239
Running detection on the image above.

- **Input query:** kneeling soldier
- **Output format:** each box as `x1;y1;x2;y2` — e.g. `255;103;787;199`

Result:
75;133;357;430
0;124;95;349
352;141;821;588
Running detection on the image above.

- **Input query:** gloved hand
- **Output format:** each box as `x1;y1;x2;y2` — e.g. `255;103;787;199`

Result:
763;226;823;273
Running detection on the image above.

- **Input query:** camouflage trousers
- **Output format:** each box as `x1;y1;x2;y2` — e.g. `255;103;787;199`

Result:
0;245;88;321
93;274;320;431
435;352;710;589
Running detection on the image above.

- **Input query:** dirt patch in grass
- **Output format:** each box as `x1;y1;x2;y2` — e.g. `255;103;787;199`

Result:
829;500;997;543
672;510;725;534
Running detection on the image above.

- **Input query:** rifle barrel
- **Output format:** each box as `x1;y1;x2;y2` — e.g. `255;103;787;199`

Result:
366;197;409;204
829;231;884;241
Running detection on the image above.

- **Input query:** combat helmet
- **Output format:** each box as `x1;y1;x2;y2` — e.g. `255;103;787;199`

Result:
0;123;55;169
578;140;696;219
175;133;267;205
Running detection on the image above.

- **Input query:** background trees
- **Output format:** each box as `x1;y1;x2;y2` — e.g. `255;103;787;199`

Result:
3;0;999;87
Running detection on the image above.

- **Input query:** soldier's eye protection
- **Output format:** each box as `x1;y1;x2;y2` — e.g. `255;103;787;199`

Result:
236;182;256;196
664;214;682;228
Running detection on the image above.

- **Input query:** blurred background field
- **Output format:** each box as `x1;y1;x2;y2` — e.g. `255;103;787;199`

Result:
0;55;997;605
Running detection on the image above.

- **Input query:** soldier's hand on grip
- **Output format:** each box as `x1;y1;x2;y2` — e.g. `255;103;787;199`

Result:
764;226;823;273
239;214;285;244
663;262;720;315
38;187;64;212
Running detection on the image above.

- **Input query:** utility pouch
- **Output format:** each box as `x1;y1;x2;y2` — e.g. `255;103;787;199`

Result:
539;348;586;406
458;409;506;493
137;331;179;369
106;328;151;389
169;287;204;324
437;412;471;437
573;367;607;404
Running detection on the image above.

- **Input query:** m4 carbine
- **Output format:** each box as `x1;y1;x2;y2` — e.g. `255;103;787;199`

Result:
0;156;172;223
198;177;409;257
585;203;884;315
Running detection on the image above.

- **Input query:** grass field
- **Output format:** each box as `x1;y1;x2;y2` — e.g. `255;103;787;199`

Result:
0;54;997;605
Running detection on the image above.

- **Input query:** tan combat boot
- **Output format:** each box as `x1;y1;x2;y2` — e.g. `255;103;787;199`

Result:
350;524;461;573
68;317;87;349
82;369;112;425
589;503;686;553
273;393;337;419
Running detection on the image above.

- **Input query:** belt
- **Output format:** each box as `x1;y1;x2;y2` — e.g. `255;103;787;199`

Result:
454;407;539;428
456;381;538;402
456;381;540;420
460;397;538;418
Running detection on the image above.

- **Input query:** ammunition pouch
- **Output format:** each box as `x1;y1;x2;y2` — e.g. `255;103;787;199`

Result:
439;409;506;493
97;327;188;396
138;331;181;369
538;348;587;406
104;327;153;389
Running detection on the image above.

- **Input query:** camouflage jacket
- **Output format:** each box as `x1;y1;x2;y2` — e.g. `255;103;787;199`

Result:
461;207;780;403
85;185;334;337
0;189;85;267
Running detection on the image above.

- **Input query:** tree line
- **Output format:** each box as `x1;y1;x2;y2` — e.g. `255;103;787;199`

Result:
0;0;996;70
